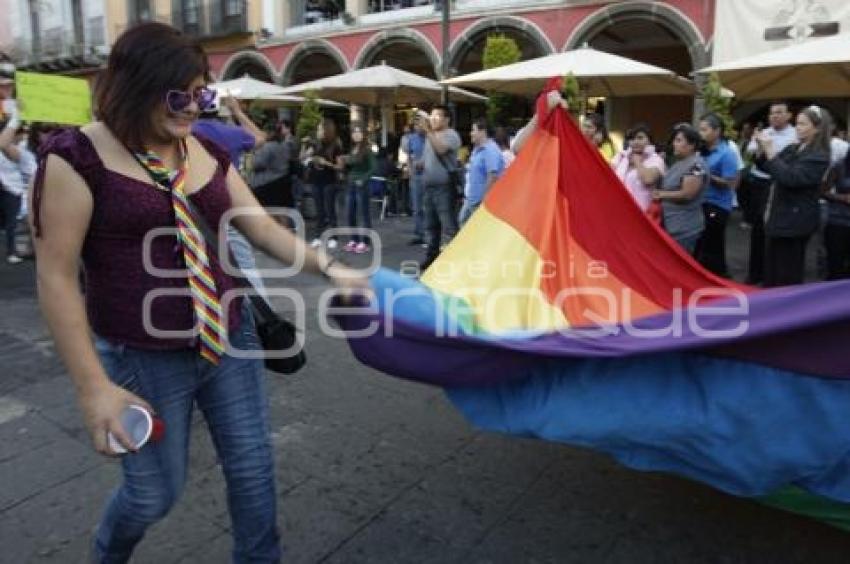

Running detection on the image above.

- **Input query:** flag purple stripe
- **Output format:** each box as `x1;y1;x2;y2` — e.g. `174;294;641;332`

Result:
334;273;850;387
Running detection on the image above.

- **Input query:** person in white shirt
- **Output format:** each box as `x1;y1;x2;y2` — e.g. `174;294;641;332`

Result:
830;135;849;167
0;107;35;264
743;101;798;284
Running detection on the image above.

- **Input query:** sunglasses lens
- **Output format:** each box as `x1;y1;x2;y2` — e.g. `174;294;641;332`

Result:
166;90;191;113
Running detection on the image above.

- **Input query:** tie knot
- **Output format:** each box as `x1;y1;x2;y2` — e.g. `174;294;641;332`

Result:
135;151;179;188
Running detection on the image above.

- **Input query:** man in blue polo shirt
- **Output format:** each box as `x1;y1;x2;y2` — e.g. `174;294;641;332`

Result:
459;118;504;226
696;112;740;277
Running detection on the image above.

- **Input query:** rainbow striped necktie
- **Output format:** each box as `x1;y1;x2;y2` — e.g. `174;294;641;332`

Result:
135;147;227;365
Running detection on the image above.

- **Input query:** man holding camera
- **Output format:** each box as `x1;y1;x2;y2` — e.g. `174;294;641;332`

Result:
418;105;461;270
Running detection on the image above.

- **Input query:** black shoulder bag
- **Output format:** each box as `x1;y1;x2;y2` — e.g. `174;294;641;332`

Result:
435;147;463;197
184;200;307;375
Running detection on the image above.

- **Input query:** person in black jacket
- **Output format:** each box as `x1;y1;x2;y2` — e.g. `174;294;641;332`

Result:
823;147;850;279
754;105;832;287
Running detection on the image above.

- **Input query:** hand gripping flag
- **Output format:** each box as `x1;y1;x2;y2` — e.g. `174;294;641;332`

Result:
335;77;850;530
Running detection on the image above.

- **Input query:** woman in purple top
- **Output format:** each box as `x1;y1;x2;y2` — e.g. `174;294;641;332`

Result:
30;23;368;563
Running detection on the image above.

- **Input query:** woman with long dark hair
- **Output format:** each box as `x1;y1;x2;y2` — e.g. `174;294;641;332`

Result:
309;117;344;249
342;123;376;253
29;23;367;562
582;112;617;161
755;105;832;286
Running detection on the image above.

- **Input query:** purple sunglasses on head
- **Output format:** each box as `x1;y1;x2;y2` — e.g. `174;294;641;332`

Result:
165;86;217;114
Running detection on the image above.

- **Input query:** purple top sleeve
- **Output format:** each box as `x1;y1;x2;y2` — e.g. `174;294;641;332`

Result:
32;128;101;237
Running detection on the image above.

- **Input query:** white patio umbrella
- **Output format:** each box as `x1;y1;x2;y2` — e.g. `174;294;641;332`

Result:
279;63;487;144
249;94;347;109
441;46;695;97
278;63;488;105
697;32;850;100
209;75;346;109
209;75;288;99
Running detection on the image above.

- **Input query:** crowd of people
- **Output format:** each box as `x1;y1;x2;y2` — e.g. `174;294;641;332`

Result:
0;17;847;562
173;91;847;288
507;92;846;287
3;74;847;290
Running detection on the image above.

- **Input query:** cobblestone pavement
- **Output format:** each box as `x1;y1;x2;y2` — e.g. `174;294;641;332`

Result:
1;212;848;563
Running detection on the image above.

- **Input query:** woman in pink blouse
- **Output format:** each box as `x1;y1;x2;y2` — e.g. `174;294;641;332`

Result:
611;123;666;220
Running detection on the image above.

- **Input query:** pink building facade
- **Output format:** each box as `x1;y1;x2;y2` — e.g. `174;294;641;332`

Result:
206;1;714;134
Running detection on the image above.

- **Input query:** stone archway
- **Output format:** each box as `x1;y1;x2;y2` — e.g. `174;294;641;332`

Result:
563;1;708;71
353;28;440;78
448;16;554;77
563;2;709;139
280;39;349;86
220;51;276;82
447;16;553;130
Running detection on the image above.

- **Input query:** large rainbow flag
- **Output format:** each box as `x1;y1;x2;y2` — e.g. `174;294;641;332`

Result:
337;79;850;529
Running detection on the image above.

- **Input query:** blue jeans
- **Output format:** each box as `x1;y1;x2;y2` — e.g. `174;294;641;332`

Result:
92;307;280;563
423;184;458;259
409;175;425;238
312;179;338;237
345;180;372;244
458;198;480;226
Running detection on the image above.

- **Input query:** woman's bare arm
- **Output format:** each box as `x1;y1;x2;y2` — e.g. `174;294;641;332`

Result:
223;167;371;298
511;91;567;155
32;155;151;455
654;175;703;203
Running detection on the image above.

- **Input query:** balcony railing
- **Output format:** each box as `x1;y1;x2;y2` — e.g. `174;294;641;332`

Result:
285;0;564;38
172;0;250;39
367;0;434;13
298;0;343;25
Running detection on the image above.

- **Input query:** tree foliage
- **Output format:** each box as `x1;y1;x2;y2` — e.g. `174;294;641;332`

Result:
561;72;581;119
482;34;521;127
296;90;323;141
702;73;737;139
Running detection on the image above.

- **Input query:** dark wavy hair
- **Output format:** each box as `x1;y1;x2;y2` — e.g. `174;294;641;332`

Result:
349;121;370;157
699;112;726;138
625;122;653;144
95;22;210;150
584;112;613;147
667;122;703;158
471;117;492;137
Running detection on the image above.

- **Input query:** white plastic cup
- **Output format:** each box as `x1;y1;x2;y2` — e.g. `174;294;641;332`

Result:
107;405;153;454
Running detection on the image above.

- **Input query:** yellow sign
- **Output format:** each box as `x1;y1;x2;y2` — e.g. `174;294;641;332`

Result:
15;71;92;126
